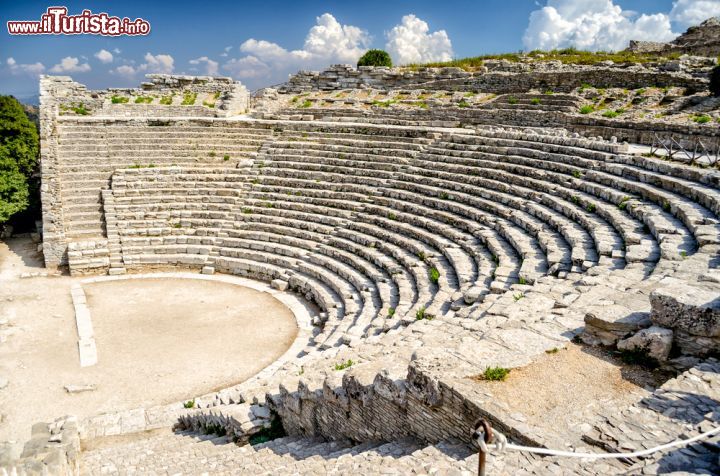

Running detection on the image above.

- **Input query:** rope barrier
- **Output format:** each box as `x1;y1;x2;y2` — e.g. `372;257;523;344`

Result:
472;419;720;474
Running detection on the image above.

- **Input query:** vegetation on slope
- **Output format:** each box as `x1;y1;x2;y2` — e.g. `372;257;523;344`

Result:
0;96;39;225
404;47;684;71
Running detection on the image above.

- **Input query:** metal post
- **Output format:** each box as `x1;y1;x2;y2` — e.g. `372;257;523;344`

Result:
473;419;493;476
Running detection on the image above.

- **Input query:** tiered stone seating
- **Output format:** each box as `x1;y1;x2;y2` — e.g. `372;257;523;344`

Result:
80;430;475;475
56;120;272;241
105;123;720;350
477;93;581;112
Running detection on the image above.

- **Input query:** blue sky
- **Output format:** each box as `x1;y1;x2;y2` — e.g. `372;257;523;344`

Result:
1;0;716;99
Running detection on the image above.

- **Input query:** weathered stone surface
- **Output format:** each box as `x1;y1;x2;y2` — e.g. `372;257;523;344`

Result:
617;326;674;361
651;282;720;337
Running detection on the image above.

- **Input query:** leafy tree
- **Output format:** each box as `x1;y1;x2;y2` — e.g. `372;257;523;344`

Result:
711;65;720;97
0;96;39;224
357;49;393;68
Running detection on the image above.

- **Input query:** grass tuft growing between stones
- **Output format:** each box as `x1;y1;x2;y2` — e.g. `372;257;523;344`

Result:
334;359;354;371
482;366;510;381
181;92;197;106
183;399;195;409
415;306;432;320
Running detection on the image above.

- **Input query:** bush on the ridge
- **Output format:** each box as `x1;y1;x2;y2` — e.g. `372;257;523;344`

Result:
357;49;392;68
0;96;39;224
710;65;720;97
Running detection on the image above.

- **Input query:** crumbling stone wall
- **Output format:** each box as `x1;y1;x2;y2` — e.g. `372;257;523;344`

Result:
280;63;708;94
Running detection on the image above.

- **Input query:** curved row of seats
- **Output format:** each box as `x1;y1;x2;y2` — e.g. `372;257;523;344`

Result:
56;120;272;240
105;124;719;348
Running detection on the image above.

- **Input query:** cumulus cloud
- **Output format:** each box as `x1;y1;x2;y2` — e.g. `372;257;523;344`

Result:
523;0;676;51
142;52;174;73
6;57;45;77
94;49;113;63
112;65;136;78
670;0;720;28
49;56;91;73
384;14;454;65
189;56;219;76
110;52;174;78
222;13;369;86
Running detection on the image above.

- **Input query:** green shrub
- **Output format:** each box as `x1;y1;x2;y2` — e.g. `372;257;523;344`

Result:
387;307;395;318
357;49;392;68
183;399;195;409
711;65;720;97
429;267;440;284
692;114;711;124
508;96;518;105
371;100;396;108
223;154;230;161
181;92;197;106
387;212;397;220
457;99;470;108
530;98;541;105
602;110;619;118
482;366;510;381
111;95;129;104
159;95;173;105
0;96;39;224
299;100;312;108
334;359;354;371
134;96;153;104
579;105;595;114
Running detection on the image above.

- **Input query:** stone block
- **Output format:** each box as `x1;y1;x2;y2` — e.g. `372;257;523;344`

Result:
617;326;674;361
651;282;720;337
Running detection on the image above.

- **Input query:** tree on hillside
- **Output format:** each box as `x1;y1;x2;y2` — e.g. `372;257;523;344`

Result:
0;96;39;224
357;49;393;68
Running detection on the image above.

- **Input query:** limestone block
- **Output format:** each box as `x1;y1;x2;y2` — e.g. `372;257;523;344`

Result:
650;282;720;337
271;279;289;291
617;326;674;361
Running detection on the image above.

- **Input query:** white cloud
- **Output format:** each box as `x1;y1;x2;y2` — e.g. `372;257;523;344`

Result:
670;0;720;28
6;57;45;77
94;49;113;63
113;48;121;54
223;55;272;79
49;56;91;73
112;65;137;78
222;13;369;86
110;52;174;78
189;56;219;75
523;0;676;51
384;14;454;65
142;52;174;74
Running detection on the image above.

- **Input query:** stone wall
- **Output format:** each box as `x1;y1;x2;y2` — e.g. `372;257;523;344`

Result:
42;74;250;119
280;63;708;94
67;239;110;276
0;416;80;476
